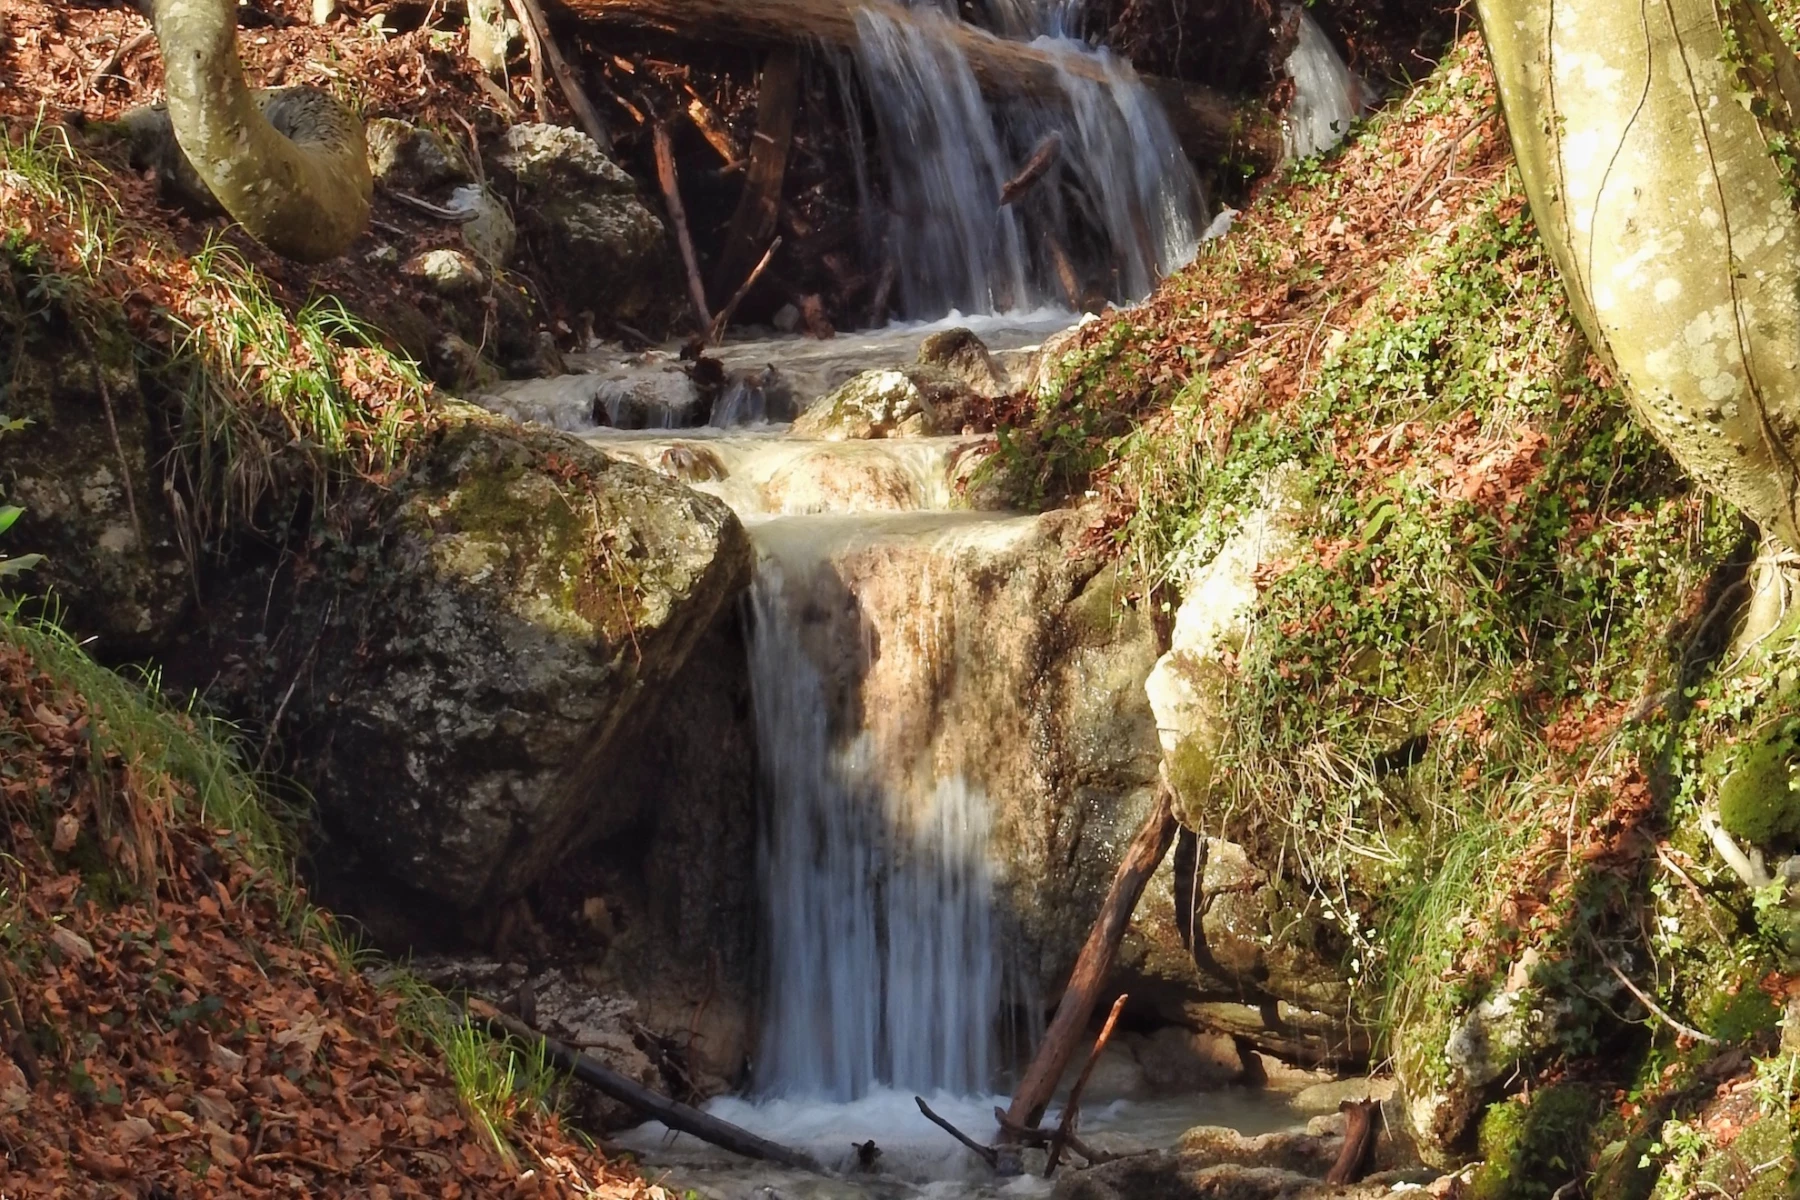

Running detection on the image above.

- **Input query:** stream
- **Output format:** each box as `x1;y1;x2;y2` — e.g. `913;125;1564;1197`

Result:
469;3;1370;1194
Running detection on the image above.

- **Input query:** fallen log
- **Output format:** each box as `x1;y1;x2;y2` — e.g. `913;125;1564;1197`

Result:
467;998;825;1173
550;0;1280;169
1002;781;1179;1136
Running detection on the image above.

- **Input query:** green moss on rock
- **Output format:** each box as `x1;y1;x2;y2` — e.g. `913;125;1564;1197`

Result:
1715;718;1800;846
1469;1084;1600;1200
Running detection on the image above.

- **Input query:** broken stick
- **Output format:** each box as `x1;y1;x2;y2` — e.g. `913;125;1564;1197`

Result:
999;130;1062;207
708;236;782;344
1002;780;1178;1136
468;998;823;1173
1325;1099;1379;1184
993;1109;1116;1166
915;1096;1000;1171
1045;992;1127;1178
653;121;714;331
510;0;614;151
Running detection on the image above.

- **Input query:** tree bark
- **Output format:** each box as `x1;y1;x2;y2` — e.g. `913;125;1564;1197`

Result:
551;0;1279;168
1477;0;1800;551
1002;785;1179;1135
711;48;800;301
146;0;370;262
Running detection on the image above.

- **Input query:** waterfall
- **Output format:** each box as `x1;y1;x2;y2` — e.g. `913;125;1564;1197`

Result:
749;534;1002;1099
1281;8;1367;161
852;0;1206;318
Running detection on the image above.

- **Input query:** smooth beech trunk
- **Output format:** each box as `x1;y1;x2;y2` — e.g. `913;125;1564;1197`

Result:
1479;0;1800;549
152;0;372;262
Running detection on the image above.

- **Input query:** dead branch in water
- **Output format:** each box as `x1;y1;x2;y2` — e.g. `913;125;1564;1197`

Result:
467;998;825;1173
999;131;1062;207
1044;992;1127;1178
1003;780;1178;1136
654;120;714;331
709;236;782;343
915;1096;1004;1171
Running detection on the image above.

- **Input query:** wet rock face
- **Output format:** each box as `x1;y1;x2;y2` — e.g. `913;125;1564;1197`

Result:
917;327;1014;399
792;367;980;438
489;124;681;334
184;404;751;920
0;298;188;654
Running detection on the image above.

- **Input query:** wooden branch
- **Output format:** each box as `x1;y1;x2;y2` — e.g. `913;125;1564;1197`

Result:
550;0;1281;169
1045;993;1126;1178
993;1109;1117;1166
654;121;714;330
1003;782;1178;1136
915;1096;1000;1170
1324;1099;1378;1185
467;998;825;1172
88;29;155;91
999;131;1062;207
711;47;800;300
513;0;614;151
506;0;551;121
709;236;782;343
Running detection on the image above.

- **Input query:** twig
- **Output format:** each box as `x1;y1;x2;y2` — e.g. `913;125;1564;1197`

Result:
653;120;713;331
1596;948;1719;1045
507;0;612;151
992;1108;1117;1165
708;237;781;345
76;328;143;551
1045;993;1127;1178
505;0;550;122
473;72;524;121
1698;810;1772;889
88;29;155;92
384;189;475;222
915;1096;999;1170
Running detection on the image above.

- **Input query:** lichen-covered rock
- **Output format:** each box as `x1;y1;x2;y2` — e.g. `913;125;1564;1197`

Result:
490;125;680;332
448;184;516;267
185;403;750;918
917;327;1013;399
364;118;473;193
792;367;977;439
404;248;485;295
0;291;187;653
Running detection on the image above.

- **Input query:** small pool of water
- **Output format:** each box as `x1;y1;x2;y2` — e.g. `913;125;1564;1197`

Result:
612;1085;1311;1200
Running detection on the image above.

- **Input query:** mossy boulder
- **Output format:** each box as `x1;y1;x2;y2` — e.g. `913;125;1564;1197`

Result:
0;277;188;654
1466;1085;1599;1200
183;403;751;921
1713;717;1800;846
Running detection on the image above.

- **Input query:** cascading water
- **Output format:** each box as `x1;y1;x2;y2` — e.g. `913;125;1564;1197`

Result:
852;0;1206;318
748;542;1001;1098
1281;7;1369;161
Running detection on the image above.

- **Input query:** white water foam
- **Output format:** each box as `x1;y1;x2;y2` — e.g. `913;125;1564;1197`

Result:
1282;7;1369;161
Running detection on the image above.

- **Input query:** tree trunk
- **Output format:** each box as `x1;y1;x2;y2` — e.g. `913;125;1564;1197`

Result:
551;0;1279;168
147;0;371;262
1477;0;1800;551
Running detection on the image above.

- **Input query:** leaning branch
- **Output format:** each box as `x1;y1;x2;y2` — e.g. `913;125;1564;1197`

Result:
467;998;826;1172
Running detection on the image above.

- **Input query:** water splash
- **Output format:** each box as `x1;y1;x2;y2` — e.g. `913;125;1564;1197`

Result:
852;0;1205;319
1281;8;1367;161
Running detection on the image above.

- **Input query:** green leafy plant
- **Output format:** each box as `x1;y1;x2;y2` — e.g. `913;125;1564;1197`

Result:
0;416;43;582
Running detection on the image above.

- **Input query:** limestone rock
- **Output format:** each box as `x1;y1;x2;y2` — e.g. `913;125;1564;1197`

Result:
190;404;750;914
1128;1025;1245;1091
1177;1127;1340;1176
404;248;486;296
490;125;680;331
364;118;473;193
1292;1076;1397;1112
1052;1155;1366;1200
1146;464;1310;824
448;184;517;267
1;300;188;654
792;367;976;439
917;327;1013;399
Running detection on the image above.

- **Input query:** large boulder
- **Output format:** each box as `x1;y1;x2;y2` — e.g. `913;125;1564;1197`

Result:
177;403;751;923
0;278;188;654
490;124;681;333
